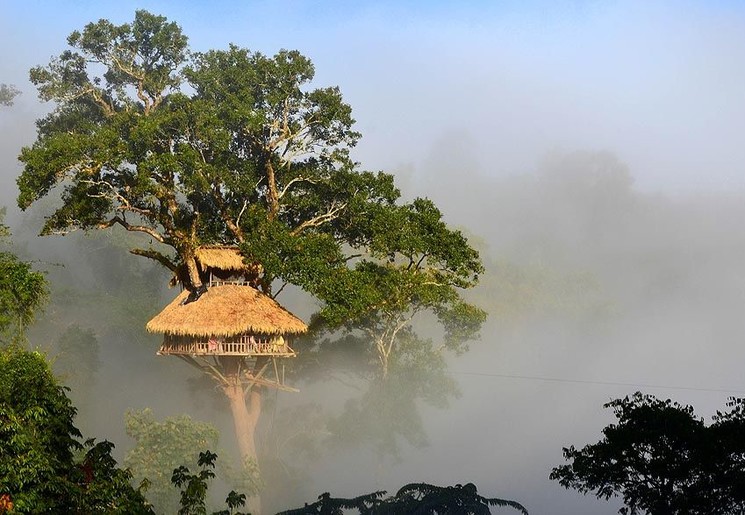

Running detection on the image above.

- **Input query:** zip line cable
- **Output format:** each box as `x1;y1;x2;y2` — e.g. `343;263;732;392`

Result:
451;371;745;395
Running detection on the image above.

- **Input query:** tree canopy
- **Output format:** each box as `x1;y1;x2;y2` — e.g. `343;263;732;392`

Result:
18;9;485;378
550;392;745;515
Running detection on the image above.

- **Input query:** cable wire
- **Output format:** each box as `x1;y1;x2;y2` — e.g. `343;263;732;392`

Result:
452;371;745;395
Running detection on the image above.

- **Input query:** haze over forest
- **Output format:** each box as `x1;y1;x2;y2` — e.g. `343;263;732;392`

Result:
3;2;745;514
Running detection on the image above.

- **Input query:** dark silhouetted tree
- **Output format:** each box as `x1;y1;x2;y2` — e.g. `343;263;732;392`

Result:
276;482;527;514
379;482;528;515
550;392;745;514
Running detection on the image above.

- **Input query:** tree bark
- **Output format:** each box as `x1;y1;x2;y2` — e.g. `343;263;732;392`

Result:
224;384;260;462
265;160;279;221
184;253;203;289
222;358;262;514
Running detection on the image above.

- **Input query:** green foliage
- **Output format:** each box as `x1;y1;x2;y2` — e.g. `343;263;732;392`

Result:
0;348;81;511
0;83;19;106
125;408;220;513
0;254;47;343
74;439;153;514
0;210;48;343
550;392;745;514
171;451;216;515
171;451;248;515
277;483;527;514
0;347;151;513
253;196;487;347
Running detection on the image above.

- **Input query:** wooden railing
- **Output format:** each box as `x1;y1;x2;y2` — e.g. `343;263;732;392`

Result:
208;280;254;287
158;334;295;357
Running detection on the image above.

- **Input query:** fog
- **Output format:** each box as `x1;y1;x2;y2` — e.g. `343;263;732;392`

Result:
3;2;745;514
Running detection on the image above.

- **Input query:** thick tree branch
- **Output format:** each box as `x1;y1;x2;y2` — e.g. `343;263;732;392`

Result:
278;176;317;200
235;199;248;228
97;215;165;242
210;184;245;243
80;178;156;220
265;160;280;221
130;248;177;271
88;86;115;117
290;201;347;236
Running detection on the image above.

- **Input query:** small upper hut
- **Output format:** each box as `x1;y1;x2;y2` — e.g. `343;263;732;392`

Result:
147;246;307;360
169;245;263;288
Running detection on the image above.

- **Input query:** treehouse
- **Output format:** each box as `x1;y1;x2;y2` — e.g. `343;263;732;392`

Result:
146;246;308;391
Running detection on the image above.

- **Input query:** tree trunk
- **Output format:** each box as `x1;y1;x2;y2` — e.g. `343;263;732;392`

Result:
377;339;389;380
222;358;263;514
224;384;261;463
184;253;203;289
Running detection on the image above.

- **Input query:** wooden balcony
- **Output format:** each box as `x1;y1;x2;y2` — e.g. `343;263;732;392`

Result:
157;333;296;357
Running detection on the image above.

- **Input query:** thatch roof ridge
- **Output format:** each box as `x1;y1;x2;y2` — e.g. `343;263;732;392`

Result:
147;284;307;337
194;246;252;272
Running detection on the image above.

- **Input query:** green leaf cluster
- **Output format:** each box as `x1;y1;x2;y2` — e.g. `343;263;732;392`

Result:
0;210;48;344
0;347;151;513
171;451;248;515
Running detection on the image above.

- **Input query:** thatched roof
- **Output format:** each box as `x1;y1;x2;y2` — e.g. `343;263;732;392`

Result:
195;246;259;274
147;285;308;337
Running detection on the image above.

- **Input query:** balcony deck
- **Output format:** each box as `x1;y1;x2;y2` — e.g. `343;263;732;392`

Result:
157;334;296;357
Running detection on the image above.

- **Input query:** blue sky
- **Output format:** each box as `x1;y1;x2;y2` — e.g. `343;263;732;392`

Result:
4;1;745;195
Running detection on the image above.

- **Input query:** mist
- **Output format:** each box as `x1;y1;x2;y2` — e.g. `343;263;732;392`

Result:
3;2;745;514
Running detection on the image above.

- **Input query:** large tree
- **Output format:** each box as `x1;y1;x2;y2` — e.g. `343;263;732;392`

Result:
17;10;485;508
551;392;745;514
